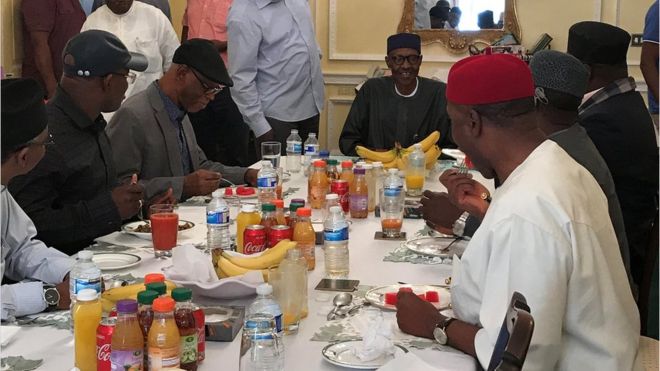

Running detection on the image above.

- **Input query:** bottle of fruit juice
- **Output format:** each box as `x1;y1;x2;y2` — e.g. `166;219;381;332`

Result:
293;207;316;270
148;297;180;370
111;299;144;371
308;160;328;209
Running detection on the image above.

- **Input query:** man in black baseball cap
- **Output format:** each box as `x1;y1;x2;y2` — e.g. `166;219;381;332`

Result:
8;30;168;254
107;39;256;203
1;78;74;319
567;21;659;291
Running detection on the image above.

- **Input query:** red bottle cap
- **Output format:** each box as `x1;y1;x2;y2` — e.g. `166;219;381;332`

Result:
144;273;165;284
296;207;312;217
273;199;284;208
152;297;175;312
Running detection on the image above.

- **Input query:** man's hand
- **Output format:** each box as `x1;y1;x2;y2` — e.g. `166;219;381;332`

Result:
420;190;464;235
439;169;490;220
183;169;222;197
244;168;258;187
396;291;444;339
111;181;144;220
255;129;276;158
55;275;71;310
146;188;176;215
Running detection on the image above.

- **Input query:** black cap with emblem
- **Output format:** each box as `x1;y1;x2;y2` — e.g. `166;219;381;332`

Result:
172;39;234;87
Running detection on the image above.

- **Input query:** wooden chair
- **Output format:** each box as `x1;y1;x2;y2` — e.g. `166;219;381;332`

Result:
487;292;535;371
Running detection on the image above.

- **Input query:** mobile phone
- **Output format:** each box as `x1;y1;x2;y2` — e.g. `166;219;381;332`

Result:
314;278;360;292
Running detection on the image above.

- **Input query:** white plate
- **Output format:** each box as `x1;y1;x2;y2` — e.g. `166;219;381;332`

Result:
403;236;466;258
92;253;141;271
364;284;451;311
441;148;466;160
121;220;196;240
321;340;408;369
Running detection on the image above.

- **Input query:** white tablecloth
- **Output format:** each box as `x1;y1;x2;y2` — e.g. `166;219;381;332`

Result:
3;163;495;370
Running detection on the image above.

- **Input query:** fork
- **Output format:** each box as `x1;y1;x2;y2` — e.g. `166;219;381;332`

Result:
456;158;469;175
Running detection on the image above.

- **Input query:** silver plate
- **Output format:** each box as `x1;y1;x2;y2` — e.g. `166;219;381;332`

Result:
364;284;451;311
402;236;465;258
92;253;141;271
321;340;408;369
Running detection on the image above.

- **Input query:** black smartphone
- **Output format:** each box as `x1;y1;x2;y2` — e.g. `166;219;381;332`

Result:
314;278;360;292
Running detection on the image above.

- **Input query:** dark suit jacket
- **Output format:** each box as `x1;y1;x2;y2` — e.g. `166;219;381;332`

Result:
107;83;248;201
579;87;659;269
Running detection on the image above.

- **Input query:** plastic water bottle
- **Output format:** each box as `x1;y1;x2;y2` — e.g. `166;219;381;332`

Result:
257;160;278;206
381;169;405;237
239;313;284;371
303;133;319;177
69;250;102;329
406;143;426;196
207;189;231;253
323;206;349;278
285;129;303;173
246;284;283;335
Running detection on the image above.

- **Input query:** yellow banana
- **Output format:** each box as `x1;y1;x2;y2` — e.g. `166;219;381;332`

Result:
425;145;441;169
101;297;116;312
408;131;440;152
355;145;396;163
382;158;398;169
218;256;269;281
222;239;297;270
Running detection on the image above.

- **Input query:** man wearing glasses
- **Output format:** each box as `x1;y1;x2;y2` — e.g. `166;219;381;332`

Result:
1;78;75;321
339;33;454;156
8;30;158;255
107;39;258;202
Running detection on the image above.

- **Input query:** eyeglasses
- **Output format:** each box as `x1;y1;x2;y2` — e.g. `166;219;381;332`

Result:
109;71;137;84
27;134;55;147
189;68;224;95
389;54;422;65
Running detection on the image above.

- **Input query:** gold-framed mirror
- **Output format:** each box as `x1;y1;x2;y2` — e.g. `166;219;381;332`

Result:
397;0;521;54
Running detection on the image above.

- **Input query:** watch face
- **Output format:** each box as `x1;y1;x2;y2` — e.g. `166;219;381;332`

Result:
44;288;60;306
433;327;448;344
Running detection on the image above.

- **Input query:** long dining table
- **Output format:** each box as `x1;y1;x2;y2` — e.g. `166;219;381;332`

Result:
2;159;496;370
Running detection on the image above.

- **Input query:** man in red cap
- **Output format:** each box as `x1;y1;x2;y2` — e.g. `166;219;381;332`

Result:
396;54;640;370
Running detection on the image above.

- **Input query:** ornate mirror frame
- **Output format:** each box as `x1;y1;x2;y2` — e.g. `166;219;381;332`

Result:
397;0;521;54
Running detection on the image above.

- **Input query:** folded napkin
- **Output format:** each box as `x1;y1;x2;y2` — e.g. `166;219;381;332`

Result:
351;309;396;362
166;244;219;283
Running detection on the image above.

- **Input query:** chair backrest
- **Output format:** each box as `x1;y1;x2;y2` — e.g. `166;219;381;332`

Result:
487;291;535;371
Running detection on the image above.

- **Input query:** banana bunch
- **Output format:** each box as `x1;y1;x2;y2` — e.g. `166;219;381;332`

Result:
101;280;177;312
355;131;441;170
217;239;298;281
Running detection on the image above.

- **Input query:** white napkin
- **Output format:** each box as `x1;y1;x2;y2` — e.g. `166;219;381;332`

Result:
351;309;396;362
165;244;219;283
377;352;437;371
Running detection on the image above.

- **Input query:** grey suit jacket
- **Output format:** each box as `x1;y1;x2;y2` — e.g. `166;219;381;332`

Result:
107;83;247;200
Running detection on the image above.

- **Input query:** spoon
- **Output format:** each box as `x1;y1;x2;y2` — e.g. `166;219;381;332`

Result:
327;292;353;320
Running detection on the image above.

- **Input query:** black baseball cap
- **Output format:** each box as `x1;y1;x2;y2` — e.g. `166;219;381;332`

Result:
172;39;234;87
62;30;148;77
1;78;48;149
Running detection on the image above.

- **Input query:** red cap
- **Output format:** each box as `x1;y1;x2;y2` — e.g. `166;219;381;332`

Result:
313;160;327;168
273;199;284;208
446;54;534;105
152;296;175;312
341;160;353;169
296;207;312;217
144;273;165;284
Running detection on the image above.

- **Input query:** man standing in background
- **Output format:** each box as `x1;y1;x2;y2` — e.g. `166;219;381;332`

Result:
641;0;659;128
91;0;171;20
21;0;86;99
228;0;325;157
182;0;254;166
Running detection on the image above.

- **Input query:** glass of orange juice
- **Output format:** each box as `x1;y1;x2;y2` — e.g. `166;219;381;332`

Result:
149;204;178;258
380;188;404;237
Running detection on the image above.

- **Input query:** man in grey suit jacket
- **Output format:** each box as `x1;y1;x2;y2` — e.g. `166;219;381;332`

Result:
107;39;257;201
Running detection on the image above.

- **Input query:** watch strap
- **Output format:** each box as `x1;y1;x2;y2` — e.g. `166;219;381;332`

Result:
452;212;470;237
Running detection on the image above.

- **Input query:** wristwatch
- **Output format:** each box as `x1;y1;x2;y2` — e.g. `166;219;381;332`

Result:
433;316;456;345
452;212;470;237
43;284;60;311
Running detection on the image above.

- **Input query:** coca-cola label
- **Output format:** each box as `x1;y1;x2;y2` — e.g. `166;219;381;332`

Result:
244;240;266;255
97;343;111;362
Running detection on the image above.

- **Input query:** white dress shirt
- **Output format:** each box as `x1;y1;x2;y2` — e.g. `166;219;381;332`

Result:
451;141;641;370
1;186;73;320
81;2;179;100
227;0;325;137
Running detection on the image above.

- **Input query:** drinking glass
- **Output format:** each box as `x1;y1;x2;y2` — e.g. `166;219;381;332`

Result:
149;204;178;258
261;141;281;169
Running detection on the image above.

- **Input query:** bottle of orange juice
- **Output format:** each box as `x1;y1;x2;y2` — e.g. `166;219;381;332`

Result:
148;297;180;370
405;143;426;196
273;199;287;225
308;160;328;209
111;299;144;370
293;207;316;270
74;289;102;371
339;161;354;185
349;168;369;218
236;204;261;253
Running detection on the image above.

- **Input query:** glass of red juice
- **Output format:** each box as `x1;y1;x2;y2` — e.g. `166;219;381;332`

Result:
149;204;178;258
